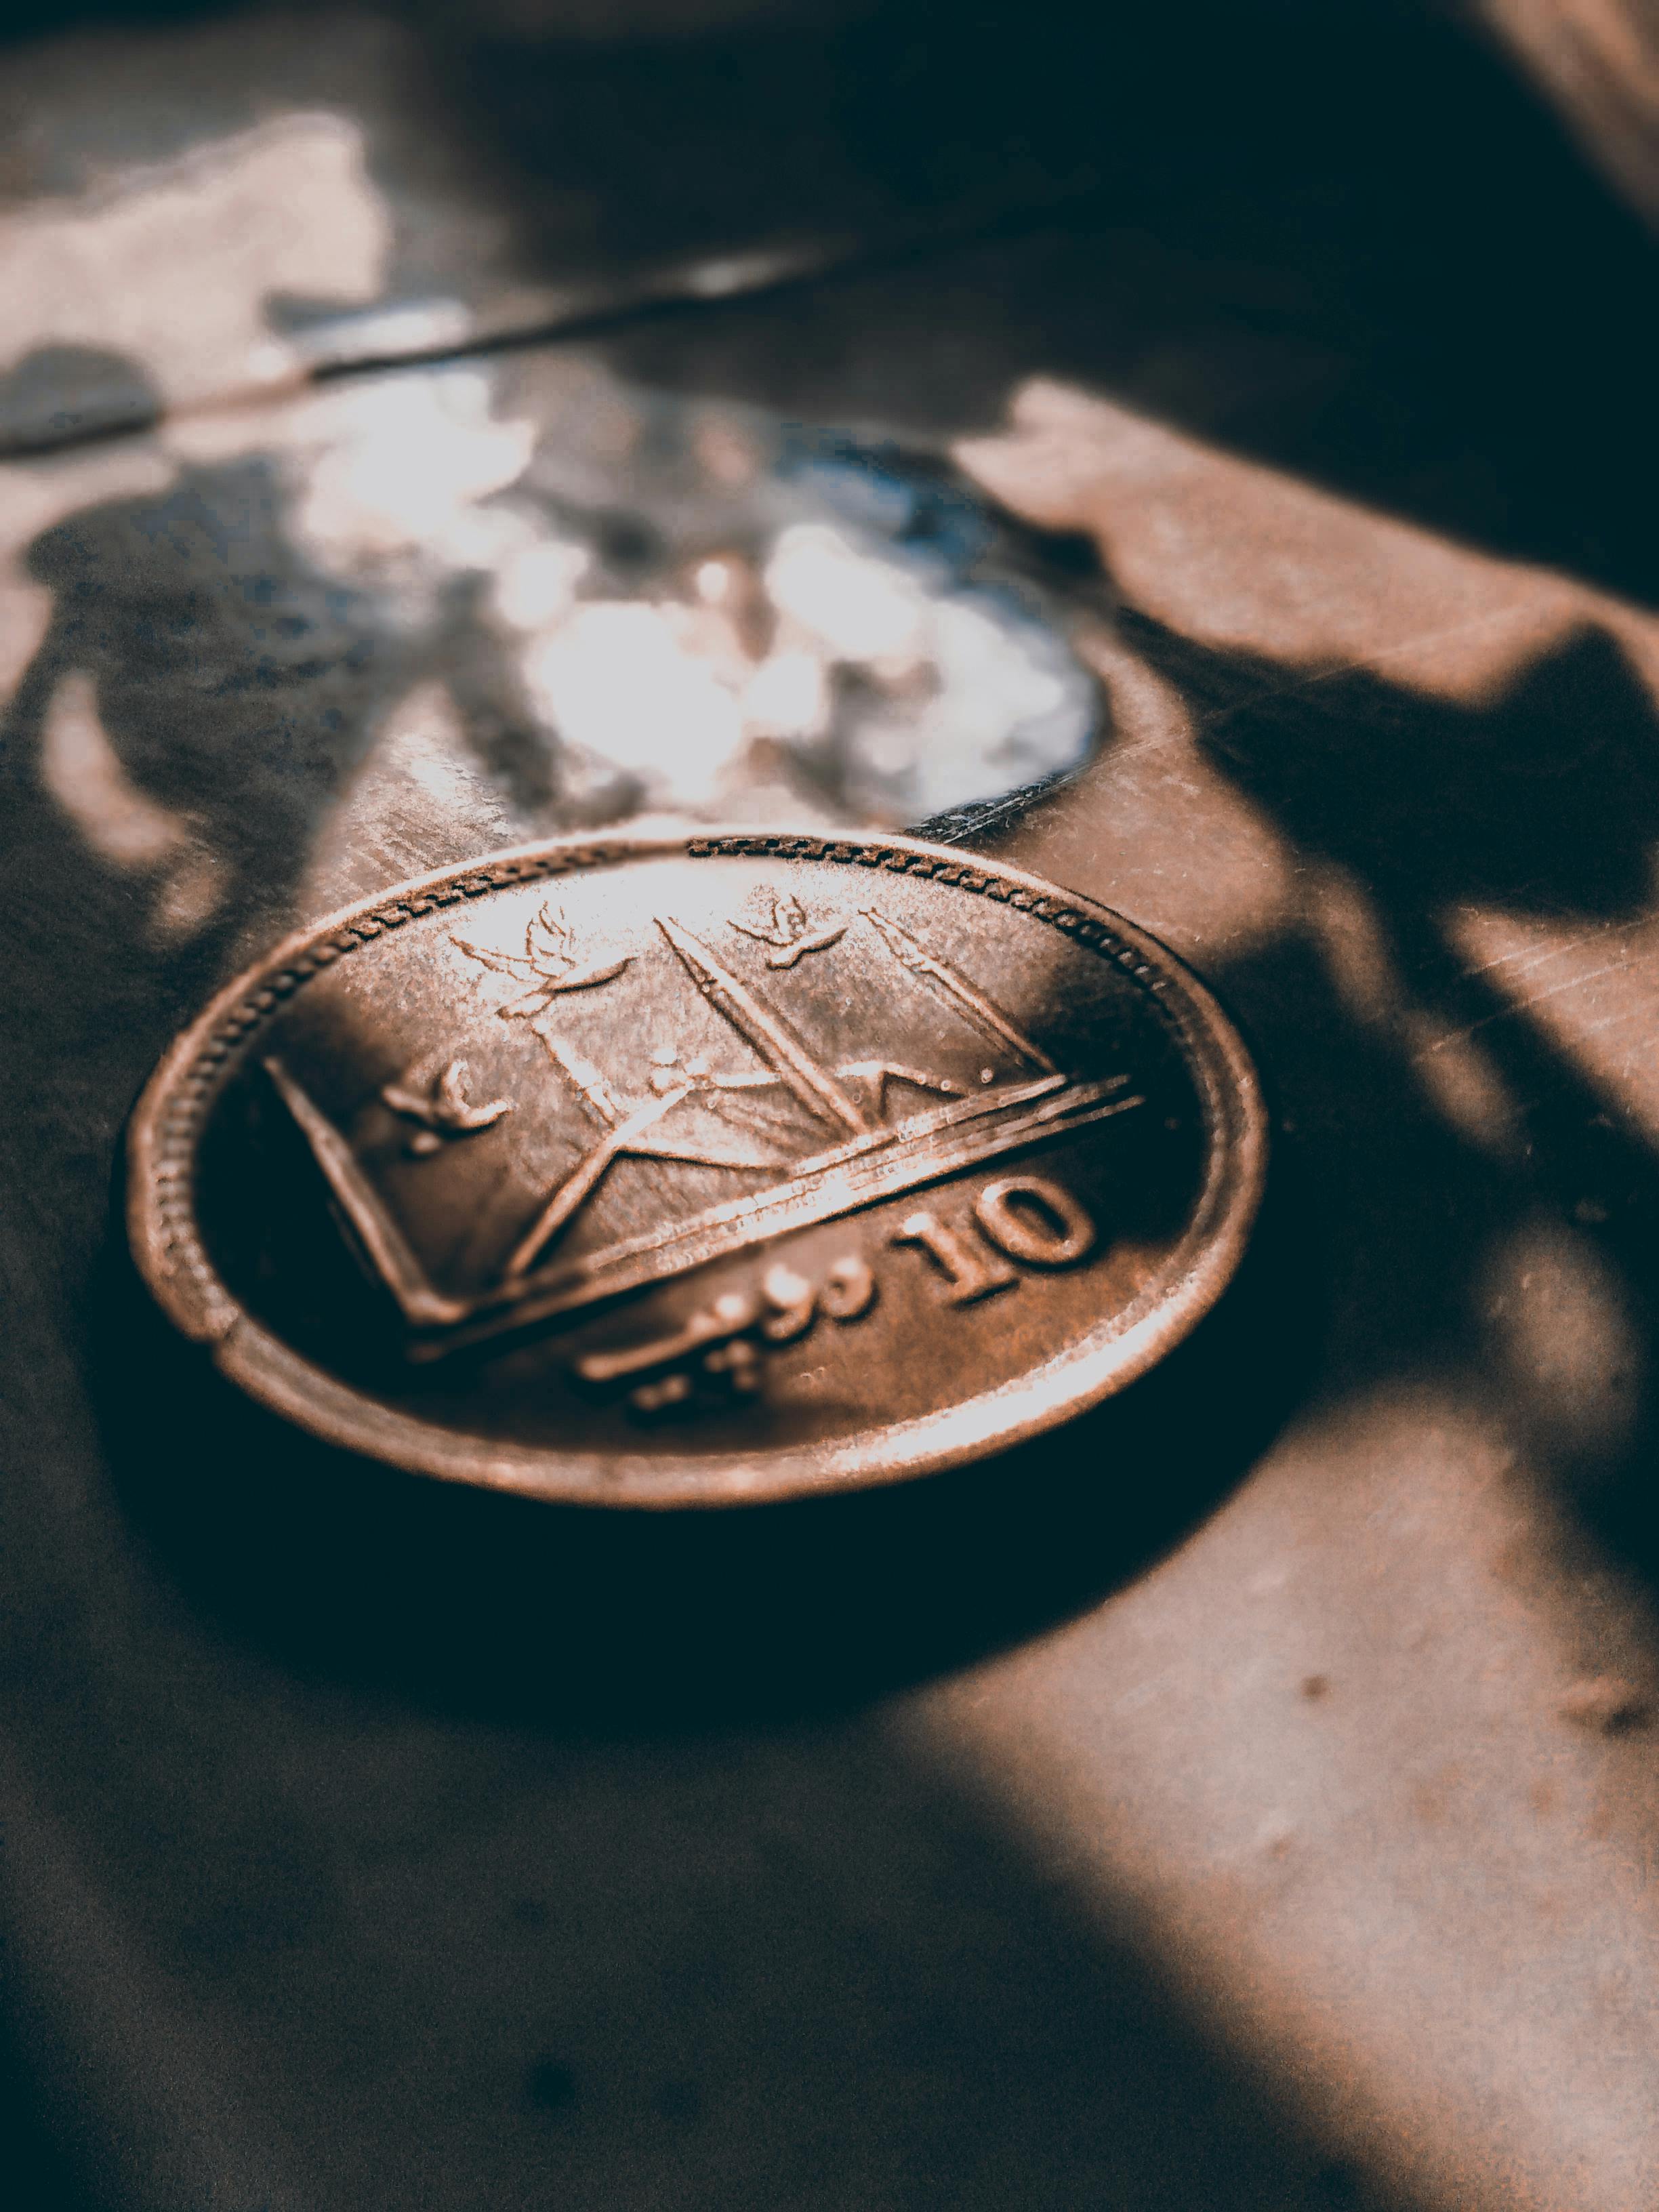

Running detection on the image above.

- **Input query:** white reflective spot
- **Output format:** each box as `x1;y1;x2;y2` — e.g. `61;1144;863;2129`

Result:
765;524;927;661
684;249;796;299
520;602;746;802
289;297;474;370
292;369;535;586
491;539;592;632
743;649;830;739
844;596;1092;817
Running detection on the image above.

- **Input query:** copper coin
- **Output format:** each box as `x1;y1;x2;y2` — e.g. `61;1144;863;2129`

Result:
129;831;1266;1507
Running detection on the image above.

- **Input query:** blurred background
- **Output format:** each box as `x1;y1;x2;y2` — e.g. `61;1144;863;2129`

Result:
3;4;1658;2208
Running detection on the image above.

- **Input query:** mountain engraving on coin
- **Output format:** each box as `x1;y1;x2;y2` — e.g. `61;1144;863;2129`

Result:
129;832;1265;1506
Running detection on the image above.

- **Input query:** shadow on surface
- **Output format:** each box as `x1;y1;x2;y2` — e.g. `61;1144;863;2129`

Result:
1101;605;1659;1570
91;1136;1311;1730
577;0;1658;607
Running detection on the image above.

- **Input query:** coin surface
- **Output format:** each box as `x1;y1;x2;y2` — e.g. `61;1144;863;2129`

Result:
129;831;1266;1506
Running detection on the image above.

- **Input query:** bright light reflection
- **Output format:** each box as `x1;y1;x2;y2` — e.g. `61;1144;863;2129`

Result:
521;603;746;801
766;523;927;661
491;539;592;632
292;369;535;594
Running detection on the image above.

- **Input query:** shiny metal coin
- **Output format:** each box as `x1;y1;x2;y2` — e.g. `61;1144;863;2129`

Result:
129;832;1266;1507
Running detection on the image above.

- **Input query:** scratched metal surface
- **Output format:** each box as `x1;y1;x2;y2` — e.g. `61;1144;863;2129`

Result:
4;5;1659;2210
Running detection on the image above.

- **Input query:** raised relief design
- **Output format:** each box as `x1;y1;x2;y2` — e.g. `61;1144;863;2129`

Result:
127;827;1271;1504
380;1058;512;1156
505;1021;796;1281
580;1173;1099;1418
729;888;848;968
575;1251;879;1415
893;1207;1018;1305
893;1174;1095;1304
973;1175;1095;1265
861;907;1058;1077
451;900;632;1014
263;886;1145;1370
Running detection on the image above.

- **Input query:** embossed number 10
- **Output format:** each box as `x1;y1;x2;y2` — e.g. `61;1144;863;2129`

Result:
893;1174;1095;1304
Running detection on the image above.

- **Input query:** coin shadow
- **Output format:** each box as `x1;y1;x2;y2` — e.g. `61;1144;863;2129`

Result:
93;1139;1312;1732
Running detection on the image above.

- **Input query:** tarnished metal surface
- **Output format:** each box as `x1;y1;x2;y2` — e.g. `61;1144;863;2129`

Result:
127;832;1262;1501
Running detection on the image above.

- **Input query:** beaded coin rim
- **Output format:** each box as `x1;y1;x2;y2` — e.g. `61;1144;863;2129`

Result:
128;829;1268;1508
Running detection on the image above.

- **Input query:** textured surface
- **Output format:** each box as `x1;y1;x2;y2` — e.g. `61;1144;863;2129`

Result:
5;5;1659;2209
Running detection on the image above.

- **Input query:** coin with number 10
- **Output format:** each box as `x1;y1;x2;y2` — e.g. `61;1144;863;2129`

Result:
129;830;1266;1506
